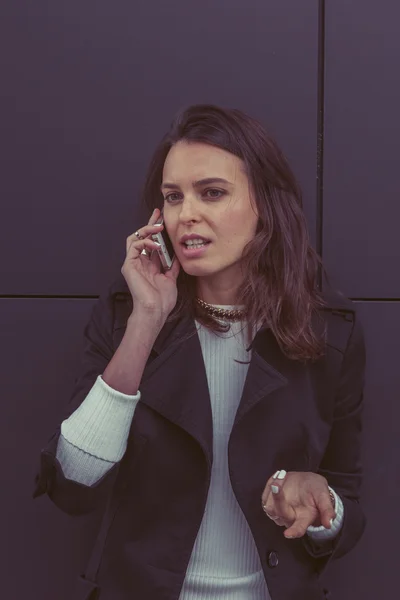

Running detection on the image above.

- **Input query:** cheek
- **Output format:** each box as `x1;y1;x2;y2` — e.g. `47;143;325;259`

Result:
229;208;256;234
163;217;175;238
225;225;254;250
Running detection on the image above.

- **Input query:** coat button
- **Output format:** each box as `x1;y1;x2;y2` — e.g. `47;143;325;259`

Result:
267;551;279;568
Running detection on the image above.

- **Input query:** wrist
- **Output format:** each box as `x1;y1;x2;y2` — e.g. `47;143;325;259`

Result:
307;489;344;539
128;310;164;334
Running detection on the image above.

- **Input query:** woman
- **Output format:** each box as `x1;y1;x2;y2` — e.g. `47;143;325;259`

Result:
34;104;366;600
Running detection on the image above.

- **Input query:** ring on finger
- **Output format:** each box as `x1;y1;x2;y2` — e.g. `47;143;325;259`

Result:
134;230;144;240
262;504;276;520
266;512;280;521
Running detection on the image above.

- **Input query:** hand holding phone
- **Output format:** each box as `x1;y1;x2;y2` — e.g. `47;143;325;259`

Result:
121;208;180;320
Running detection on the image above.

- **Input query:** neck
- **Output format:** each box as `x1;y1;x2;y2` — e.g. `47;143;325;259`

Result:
196;278;241;306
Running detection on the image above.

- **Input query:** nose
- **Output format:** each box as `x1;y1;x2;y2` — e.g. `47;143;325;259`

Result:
177;199;201;223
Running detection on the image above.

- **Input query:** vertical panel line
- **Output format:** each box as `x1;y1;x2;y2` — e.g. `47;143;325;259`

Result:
317;0;325;289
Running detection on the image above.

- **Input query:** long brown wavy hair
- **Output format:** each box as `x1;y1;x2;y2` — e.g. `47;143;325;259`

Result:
140;104;329;363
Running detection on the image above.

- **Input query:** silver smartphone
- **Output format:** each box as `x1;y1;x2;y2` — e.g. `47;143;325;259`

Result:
151;210;175;271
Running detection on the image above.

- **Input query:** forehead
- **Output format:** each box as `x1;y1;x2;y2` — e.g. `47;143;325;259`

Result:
162;141;246;182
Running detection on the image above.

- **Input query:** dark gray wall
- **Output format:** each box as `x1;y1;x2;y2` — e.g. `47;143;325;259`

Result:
0;1;398;599
322;1;400;298
321;1;400;596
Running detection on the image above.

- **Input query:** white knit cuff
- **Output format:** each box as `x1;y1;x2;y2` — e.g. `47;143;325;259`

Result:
60;374;141;462
306;486;344;540
56;435;115;485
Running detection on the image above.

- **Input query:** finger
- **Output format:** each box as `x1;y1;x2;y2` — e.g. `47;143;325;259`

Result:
261;499;275;519
262;494;295;524
127;224;164;248
261;470;289;521
148;207;161;225
128;237;161;258
271;498;296;523
267;475;287;514
272;517;288;527
126;235;148;254
126;209;162;247
262;499;294;528
316;492;337;529
270;469;287;495
143;222;164;236
261;470;285;505
284;512;314;539
261;487;278;519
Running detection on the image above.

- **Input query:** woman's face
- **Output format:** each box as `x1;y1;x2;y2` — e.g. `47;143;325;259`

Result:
161;140;259;288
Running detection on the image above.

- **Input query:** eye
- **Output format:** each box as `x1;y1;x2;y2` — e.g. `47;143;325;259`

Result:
164;188;225;203
204;188;225;199
165;192;181;203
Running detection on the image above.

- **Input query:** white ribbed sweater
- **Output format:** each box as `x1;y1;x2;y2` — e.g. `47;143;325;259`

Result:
57;313;344;600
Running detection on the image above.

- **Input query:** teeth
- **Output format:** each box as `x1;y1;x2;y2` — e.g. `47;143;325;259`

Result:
186;243;207;249
184;239;208;246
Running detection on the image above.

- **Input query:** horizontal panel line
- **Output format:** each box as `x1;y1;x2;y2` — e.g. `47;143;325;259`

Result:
0;295;99;299
0;295;400;303
351;298;400;303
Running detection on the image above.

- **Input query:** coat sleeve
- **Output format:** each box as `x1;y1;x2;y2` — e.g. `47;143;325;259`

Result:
32;282;121;516
302;310;367;572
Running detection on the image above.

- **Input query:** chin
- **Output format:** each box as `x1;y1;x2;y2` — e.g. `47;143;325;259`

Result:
181;263;219;277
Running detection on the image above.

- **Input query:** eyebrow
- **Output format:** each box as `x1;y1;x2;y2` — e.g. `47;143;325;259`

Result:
160;177;233;191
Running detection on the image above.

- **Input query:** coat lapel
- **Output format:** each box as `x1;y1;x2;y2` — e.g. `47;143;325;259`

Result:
233;327;289;427
110;274;355;467
139;314;214;467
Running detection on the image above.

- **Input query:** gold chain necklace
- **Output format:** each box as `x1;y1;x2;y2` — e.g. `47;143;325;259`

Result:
195;297;247;322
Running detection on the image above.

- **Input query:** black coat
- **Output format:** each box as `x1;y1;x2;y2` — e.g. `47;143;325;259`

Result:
33;274;367;600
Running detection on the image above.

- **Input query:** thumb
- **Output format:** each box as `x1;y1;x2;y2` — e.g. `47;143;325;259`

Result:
317;492;337;529
284;513;313;539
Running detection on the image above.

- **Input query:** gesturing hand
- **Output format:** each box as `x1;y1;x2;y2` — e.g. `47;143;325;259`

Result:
261;470;336;539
